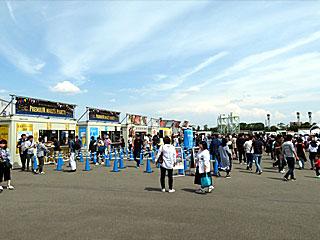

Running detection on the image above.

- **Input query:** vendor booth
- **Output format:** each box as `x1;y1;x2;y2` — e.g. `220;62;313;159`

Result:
122;114;148;145
148;118;160;136
77;107;122;150
0;95;77;168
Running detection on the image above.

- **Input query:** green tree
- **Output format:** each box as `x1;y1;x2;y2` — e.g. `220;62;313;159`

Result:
204;124;208;131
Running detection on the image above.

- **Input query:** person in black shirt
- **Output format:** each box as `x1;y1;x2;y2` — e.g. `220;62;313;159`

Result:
252;136;264;174
17;134;27;171
133;135;144;168
296;138;306;170
236;134;246;164
89;136;97;161
53;137;61;164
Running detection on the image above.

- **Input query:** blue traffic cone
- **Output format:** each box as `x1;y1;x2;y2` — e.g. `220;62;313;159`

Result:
129;151;134;161
144;157;153;173
93;152;97;164
119;156;125;169
33;155;38;170
104;152;111;167
140;152;144;165
151;151;155;162
184;159;188;171
213;159;218;176
60;153;64;165
56;155;63;171
83;155;91;171
79;151;84;162
125;147;128;155
157;162;161;168
178;168;184;175
111;157;120;172
115;150;118;161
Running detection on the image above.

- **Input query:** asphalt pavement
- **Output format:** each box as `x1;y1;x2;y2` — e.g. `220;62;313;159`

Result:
1;154;319;240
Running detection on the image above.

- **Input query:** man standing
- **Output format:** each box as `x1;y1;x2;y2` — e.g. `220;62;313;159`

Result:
237;134;246;164
68;136;76;172
17;134;27;171
24;135;36;172
282;135;299;181
53;137;61;164
133;135;143;168
252;135;264;175
74;136;82;161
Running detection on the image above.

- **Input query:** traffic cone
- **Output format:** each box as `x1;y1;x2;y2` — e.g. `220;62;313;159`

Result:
178;168;184;175
157;162;161;168
56;155;63;171
213;159;218;176
119;156;125;169
79;151;84;162
60;153;64;165
83;155;91;171
104;152;111;167
184;159;188;171
144;157;153;173
140;152;144;165
151;151;155;162
125;147;128;155
129;151;134;161
33;155;38;170
111;157;120;172
115;150;118;162
93;152;97;164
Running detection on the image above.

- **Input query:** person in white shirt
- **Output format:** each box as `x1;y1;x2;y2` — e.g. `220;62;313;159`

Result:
156;136;176;193
24;135;36;172
244;136;254;170
309;139;318;170
194;141;214;194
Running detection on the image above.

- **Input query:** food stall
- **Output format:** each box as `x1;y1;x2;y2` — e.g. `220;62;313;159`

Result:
122;114;148;145
0;95;77;168
148;118;160;136
76;107;121;150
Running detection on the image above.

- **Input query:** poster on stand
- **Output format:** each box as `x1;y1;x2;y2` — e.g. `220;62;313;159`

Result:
173;147;184;170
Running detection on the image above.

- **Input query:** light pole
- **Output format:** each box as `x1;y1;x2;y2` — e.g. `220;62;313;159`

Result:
308;112;312;125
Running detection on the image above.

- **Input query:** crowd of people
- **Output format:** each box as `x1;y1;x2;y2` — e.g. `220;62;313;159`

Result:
0;131;319;195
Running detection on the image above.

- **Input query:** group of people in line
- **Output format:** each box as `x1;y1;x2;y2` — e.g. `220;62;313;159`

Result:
1;131;319;195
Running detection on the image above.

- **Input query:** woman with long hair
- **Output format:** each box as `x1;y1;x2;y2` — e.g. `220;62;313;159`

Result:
0;139;14;192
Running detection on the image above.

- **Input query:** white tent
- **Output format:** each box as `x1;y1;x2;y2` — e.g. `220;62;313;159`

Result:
310;124;320;135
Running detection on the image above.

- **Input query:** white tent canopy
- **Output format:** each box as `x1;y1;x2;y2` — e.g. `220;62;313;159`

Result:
310;124;320;134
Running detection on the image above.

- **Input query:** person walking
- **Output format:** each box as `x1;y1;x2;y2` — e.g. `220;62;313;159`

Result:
133;135;143;168
36;137;49;174
89;136;97;162
313;155;320;178
156;136;176;193
17;134;27;171
0;139;14;192
244;135;254;170
309;139;318;170
68;136;76;172
252;136;264;175
282;135;299;181
24;135;36;172
218;138;232;178
274;135;285;173
104;135;111;153
237;134;246;164
194;141;214;194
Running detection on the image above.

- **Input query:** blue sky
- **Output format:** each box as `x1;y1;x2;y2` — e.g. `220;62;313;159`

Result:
1;1;320;127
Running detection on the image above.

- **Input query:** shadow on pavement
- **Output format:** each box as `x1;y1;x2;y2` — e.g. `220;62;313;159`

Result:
144;187;161;192
181;188;196;193
304;176;317;179
267;177;284;181
239;170;255;174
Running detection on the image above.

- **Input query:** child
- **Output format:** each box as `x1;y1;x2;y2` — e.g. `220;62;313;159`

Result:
0;139;14;192
313;155;320;178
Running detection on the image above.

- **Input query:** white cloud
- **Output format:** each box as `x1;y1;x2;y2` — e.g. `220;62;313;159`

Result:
49;81;87;95
156;52;228;91
6;1;16;23
0;90;7;94
154;74;167;81
109;98;116;103
104;92;115;96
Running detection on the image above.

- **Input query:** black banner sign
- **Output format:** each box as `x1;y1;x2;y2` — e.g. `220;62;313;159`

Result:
89;108;120;122
15;97;75;118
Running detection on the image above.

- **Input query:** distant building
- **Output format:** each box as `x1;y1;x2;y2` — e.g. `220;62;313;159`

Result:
0;98;12;117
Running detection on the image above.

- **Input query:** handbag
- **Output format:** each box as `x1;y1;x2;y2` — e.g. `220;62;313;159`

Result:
158;147;164;163
201;173;212;188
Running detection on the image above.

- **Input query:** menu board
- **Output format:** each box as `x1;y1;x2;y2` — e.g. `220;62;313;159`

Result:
15;97;75;118
127;114;147;125
89;108;120;122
